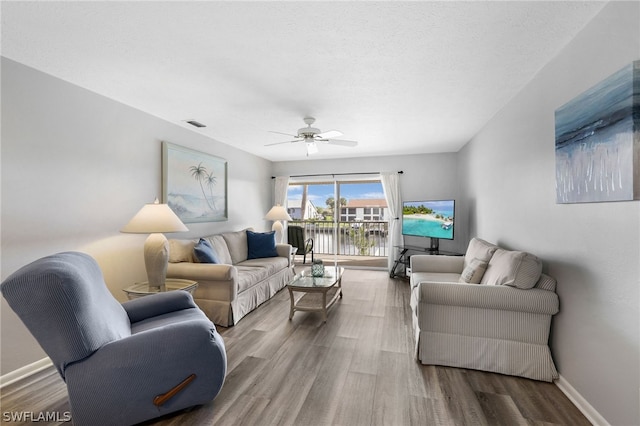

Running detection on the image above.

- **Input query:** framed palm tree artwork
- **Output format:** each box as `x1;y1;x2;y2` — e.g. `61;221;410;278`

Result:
162;141;228;222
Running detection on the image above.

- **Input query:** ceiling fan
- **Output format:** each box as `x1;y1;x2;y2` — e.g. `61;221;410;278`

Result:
265;117;358;156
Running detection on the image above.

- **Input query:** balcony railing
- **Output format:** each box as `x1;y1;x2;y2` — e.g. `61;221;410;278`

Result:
289;220;388;257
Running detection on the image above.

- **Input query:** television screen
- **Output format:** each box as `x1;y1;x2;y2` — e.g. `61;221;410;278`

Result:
402;199;455;240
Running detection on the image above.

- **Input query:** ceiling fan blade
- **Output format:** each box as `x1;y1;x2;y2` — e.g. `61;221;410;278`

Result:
269;130;299;138
317;129;343;139
320;139;358;147
264;139;300;146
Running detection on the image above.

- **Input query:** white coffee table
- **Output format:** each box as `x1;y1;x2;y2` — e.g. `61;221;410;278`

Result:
287;266;343;322
123;279;198;300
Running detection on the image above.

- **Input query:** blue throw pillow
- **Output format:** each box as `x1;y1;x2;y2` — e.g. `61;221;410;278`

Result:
194;238;219;263
247;230;278;259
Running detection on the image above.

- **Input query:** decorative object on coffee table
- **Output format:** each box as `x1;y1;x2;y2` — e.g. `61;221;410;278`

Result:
121;199;188;292
311;259;324;277
123;279;198;300
287;266;343;322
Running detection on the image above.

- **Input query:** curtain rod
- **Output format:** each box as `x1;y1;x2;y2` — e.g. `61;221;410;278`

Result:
271;171;403;179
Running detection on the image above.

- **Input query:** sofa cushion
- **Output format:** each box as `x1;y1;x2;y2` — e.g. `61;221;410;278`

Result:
222;229;249;264
239;257;289;275
169;239;196;263
480;248;542;289
464;238;498;269
412;272;462;287
194;238;219;264
206;235;233;265
246;230;278;259
459;258;488;284
235;265;272;293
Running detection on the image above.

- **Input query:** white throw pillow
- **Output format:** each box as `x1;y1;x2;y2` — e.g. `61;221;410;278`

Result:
464;238;498;269
480;248;542;289
459;258;488;284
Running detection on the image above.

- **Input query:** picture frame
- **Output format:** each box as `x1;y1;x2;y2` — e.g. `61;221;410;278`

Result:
162;141;228;222
555;61;640;203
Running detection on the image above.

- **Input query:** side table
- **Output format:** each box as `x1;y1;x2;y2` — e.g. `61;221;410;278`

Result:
123;278;198;300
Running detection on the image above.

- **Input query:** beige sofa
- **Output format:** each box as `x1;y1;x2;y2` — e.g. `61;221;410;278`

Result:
409;238;559;382
165;229;294;327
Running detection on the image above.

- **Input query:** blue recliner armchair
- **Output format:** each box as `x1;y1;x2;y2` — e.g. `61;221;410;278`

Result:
1;251;227;426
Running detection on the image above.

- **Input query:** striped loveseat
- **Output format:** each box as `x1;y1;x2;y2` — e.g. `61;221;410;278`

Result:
409;238;559;382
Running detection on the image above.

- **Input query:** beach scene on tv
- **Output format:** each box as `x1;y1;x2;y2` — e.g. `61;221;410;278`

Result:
402;200;454;239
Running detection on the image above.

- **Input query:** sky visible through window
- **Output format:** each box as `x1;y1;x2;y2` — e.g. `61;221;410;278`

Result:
288;182;384;208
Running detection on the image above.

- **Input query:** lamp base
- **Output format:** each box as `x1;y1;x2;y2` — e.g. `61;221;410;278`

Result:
272;220;284;244
144;233;169;292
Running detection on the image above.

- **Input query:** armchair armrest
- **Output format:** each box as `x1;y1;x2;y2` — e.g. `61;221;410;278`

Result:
417;281;559;315
122;291;197;323
410;255;464;274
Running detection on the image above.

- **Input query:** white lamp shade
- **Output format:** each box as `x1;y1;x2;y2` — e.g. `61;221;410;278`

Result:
264;205;292;221
265;204;291;244
121;199;188;291
121;200;188;234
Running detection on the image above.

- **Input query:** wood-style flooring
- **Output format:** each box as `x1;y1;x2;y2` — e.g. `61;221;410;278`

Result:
1;269;590;425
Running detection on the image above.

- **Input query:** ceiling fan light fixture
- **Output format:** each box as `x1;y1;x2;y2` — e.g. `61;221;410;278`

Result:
306;140;318;156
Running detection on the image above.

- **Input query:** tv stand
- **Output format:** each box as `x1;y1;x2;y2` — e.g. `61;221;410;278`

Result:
390;244;462;279
430;237;440;252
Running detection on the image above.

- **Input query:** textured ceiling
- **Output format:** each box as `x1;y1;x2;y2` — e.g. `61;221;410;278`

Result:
1;1;606;161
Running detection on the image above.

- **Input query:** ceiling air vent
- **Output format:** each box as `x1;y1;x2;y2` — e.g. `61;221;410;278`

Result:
185;120;206;128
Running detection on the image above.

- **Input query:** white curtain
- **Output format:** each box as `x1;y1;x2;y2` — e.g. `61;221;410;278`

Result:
274;175;290;241
274;176;289;207
381;171;401;273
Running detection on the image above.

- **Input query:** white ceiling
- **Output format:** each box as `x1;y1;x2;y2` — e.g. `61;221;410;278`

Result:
2;1;606;161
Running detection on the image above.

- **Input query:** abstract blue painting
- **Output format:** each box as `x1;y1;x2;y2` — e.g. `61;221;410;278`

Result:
555;61;640;203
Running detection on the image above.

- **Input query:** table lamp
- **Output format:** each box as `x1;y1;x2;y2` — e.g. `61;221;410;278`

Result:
121;199;188;291
265;204;292;244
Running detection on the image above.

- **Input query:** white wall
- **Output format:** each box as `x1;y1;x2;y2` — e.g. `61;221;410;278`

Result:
272;153;466;253
458;2;639;424
1;58;274;374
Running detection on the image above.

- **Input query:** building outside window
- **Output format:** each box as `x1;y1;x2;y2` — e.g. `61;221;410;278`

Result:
341;207;357;222
341;200;388;222
287;199;318;220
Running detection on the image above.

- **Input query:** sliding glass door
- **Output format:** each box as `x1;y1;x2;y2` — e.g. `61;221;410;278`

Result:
286;179;388;260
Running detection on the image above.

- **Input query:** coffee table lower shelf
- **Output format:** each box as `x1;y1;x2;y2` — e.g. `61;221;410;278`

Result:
287;269;343;322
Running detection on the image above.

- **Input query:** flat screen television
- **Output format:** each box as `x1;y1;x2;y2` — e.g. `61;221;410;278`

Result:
402;199;455;251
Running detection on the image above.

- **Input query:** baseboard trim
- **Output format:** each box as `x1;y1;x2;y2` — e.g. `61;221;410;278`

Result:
556;374;609;426
0;357;53;389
